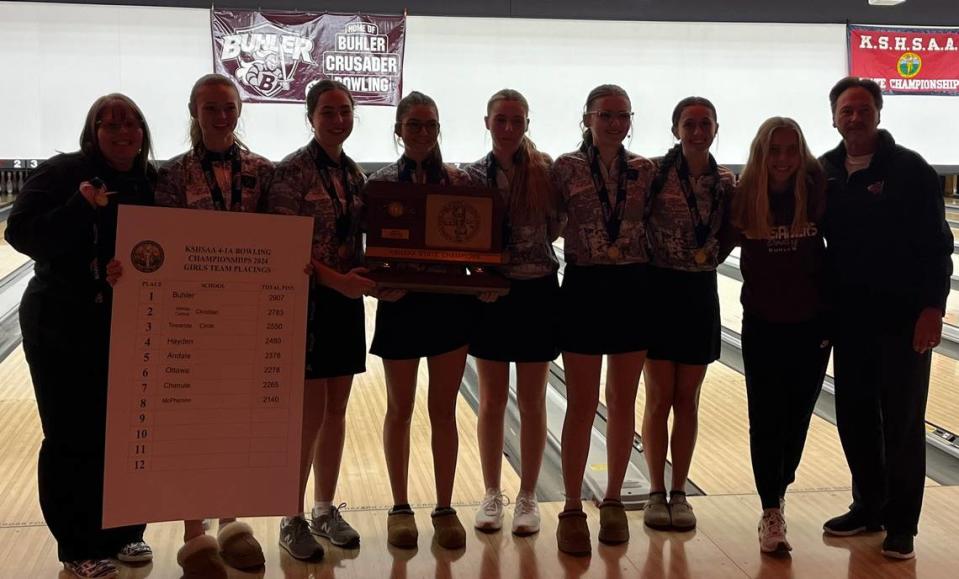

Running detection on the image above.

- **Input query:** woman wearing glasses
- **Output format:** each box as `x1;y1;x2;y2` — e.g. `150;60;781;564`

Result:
642;97;735;533
155;74;274;579
5;94;155;579
463;89;564;537
551;84;655;556
268;80;372;560
366;91;475;551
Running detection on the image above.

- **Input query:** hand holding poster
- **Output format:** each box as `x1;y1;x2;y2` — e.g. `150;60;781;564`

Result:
848;24;959;96
211;9;406;105
103;206;312;527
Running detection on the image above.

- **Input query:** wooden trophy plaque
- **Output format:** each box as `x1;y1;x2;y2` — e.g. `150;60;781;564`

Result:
364;181;510;295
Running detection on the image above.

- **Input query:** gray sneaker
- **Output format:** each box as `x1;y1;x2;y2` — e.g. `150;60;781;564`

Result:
312;503;361;548
279;516;324;561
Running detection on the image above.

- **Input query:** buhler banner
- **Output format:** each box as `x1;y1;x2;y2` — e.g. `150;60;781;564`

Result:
847;25;959;96
211;10;406;105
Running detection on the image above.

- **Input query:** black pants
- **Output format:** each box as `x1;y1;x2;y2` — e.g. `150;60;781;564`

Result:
833;313;930;536
20;294;145;561
742;316;830;509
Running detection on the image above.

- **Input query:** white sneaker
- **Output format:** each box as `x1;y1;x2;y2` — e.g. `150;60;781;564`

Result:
474;489;508;532
511;493;540;536
758;508;792;553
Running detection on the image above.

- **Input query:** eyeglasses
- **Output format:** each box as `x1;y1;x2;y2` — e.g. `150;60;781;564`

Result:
97;120;143;133
587;111;634;124
402;121;440;134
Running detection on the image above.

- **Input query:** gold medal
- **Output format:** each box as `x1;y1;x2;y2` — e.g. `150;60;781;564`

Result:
337;244;351;259
94;191;110;207
607;245;622;260
694;249;707;265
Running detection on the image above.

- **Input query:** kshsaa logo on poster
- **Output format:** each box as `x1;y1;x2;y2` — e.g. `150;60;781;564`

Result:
220;21;317;99
131;241;164;273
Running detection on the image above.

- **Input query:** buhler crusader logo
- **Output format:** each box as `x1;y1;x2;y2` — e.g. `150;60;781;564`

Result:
437;202;480;244
897;52;922;78
220;22;317;98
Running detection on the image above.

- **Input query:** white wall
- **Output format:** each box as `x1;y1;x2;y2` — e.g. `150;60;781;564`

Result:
1;1;956;165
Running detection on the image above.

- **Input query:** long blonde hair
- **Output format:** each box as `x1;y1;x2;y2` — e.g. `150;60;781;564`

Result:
486;89;555;221
733;117;823;239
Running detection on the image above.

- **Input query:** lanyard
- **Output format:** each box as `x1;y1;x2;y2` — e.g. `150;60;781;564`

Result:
198;145;242;211
399;155;448;185
309;140;354;242
485;151;515;247
588;145;628;243
677;154;721;248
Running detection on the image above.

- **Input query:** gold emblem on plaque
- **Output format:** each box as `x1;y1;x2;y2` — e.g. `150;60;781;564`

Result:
387;201;405;218
438;201;481;244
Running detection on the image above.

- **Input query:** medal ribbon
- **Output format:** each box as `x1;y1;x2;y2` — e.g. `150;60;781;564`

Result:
676;153;721;248
399;155;449;185
588;145;628;244
485;151;513;248
309;140;355;243
198;144;242;211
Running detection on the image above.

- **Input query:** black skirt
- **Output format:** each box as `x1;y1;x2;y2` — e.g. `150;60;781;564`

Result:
470;273;560;363
305;284;367;379
370;292;478;360
645;266;721;365
559;263;651;355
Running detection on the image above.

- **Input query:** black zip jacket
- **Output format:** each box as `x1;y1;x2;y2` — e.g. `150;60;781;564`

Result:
820;129;952;320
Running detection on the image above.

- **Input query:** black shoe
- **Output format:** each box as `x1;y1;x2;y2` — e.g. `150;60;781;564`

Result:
881;533;915;560
822;510;883;536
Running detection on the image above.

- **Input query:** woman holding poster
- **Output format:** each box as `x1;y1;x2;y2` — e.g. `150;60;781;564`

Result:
551;84;655;556
463;89;564;537
367;91;475;551
5;93;155;579
642;97;735;533
155;73;273;579
267;79;372;560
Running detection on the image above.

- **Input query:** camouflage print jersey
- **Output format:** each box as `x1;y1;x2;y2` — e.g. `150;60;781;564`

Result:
463;152;563;280
550;147;655;266
268;140;366;273
155;145;273;213
366;156;471;275
646;155;736;272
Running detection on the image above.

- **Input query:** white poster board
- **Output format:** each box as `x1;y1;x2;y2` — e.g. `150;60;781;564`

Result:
103;205;312;527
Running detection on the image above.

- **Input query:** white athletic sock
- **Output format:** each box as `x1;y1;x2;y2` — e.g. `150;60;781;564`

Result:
312;501;333;517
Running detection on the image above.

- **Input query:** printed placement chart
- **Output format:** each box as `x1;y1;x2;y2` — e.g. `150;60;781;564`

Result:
103;205;312;527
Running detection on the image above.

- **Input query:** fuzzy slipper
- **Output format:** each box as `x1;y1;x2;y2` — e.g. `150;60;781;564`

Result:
217;521;265;569
177;534;227;579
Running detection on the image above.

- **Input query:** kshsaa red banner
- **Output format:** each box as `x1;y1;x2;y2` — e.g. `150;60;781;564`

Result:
211;10;405;105
848;25;959;96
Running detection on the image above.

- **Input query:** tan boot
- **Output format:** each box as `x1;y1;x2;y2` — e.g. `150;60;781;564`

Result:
177;534;227;579
556;509;591;556
670;491;696;531
217;521;265;569
431;507;466;550
387;509;419;549
643;492;671;530
598;499;630;544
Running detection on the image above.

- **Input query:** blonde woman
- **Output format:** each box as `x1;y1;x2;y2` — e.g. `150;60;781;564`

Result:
464;89;563;537
727;117;830;553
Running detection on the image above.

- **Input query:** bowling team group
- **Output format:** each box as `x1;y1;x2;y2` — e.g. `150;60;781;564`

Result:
5;69;953;578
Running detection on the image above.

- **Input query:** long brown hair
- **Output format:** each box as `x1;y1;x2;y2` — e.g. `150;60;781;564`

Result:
79;93;154;174
187;73;247;150
733;117;823;239
486;89;555;221
306;79;364;185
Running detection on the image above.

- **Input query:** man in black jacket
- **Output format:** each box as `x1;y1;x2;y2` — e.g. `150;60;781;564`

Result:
819;77;953;560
